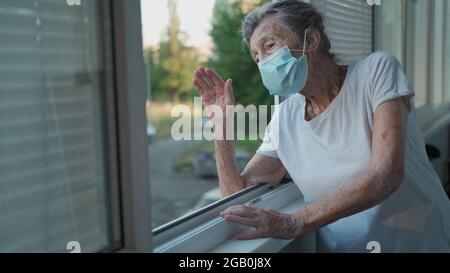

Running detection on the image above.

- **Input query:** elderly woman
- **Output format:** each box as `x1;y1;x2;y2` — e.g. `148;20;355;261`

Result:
192;0;450;252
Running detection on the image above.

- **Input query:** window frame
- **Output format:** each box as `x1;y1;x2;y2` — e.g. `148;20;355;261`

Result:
143;0;450;253
111;0;152;253
153;181;306;253
373;0;407;66
443;0;450;102
152;179;294;247
146;0;303;252
152;183;274;239
97;0;124;253
140;0;378;253
108;0;298;254
429;0;446;105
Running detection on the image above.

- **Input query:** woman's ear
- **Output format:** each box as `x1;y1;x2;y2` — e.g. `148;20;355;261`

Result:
307;28;321;52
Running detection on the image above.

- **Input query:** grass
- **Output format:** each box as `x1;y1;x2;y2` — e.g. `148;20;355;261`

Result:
147;100;203;140
235;139;262;153
173;139;262;174
147;101;178;139
153;116;178;139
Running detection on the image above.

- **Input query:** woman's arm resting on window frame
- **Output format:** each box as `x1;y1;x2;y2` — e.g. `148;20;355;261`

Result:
215;140;287;197
221;97;408;240
292;97;409;236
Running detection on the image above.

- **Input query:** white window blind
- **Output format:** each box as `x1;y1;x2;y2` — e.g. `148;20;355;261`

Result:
0;0;120;252
310;0;373;64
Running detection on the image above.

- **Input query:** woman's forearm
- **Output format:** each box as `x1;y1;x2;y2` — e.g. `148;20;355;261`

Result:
215;139;247;197
291;169;404;236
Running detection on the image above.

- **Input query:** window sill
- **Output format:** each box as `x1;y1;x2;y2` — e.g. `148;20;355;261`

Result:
210;198;307;253
154;182;307;253
416;103;450;139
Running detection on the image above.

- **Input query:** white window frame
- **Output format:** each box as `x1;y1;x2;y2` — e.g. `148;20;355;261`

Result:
111;0;152;252
109;0;310;254
150;0;310;254
153;181;309;253
144;0;376;253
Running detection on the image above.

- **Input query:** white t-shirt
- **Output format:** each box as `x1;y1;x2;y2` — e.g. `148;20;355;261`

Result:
257;51;450;252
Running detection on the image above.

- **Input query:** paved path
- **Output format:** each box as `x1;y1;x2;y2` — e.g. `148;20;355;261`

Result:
148;139;218;228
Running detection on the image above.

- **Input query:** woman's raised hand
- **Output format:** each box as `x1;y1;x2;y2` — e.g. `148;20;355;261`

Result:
192;67;235;110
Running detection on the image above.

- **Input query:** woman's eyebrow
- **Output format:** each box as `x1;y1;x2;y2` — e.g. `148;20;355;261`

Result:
258;35;275;45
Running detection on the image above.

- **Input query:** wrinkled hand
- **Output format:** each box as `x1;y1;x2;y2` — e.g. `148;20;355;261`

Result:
192;68;234;125
220;205;301;240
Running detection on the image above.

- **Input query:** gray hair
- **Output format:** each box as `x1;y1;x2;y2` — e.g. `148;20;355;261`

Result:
242;0;332;58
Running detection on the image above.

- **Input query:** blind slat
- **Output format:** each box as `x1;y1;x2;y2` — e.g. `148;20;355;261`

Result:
312;0;373;63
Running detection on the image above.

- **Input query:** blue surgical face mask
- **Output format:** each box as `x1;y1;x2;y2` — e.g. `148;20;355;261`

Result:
258;30;309;96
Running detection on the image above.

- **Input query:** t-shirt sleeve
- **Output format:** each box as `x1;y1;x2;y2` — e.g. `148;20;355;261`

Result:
369;52;415;113
256;106;280;159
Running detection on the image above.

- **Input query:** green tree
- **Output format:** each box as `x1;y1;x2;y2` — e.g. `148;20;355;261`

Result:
146;0;200;102
145;47;166;101
208;0;272;106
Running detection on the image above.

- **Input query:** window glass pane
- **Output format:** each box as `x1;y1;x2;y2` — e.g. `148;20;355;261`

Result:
0;0;121;252
447;1;450;100
430;0;445;105
376;0;450;107
142;0;271;228
375;0;404;65
407;0;430;107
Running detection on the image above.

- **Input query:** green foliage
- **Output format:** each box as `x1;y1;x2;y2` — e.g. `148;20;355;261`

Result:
146;0;200;102
207;0;272;106
146;0;273;106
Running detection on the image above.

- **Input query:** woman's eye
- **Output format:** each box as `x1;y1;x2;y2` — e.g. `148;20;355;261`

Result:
265;42;275;50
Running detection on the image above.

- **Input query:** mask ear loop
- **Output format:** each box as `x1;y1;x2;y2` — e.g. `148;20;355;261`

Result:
288;27;310;55
302;27;309;56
